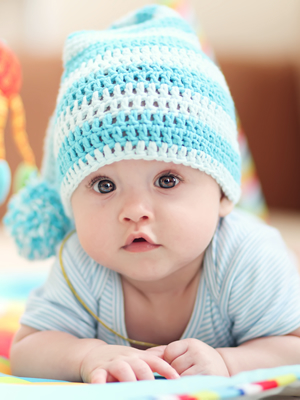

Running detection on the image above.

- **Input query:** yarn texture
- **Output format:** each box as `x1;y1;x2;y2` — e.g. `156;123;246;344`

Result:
53;5;241;216
4;180;72;259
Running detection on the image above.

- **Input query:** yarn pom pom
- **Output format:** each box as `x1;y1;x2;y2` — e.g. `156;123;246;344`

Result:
4;179;72;260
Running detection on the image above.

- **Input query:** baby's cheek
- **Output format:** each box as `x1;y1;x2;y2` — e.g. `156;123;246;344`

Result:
76;222;111;262
93;233;112;256
175;214;216;253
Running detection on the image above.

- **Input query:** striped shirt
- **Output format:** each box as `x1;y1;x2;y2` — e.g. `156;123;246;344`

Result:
21;209;300;347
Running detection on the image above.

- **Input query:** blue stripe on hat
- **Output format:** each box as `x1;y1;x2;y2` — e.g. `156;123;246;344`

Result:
66;18;194;48
107;4;158;31
109;16;195;35
110;4;158;28
132;4;157;25
65;5;160;40
56;110;241;185
56;62;235;123
62;35;204;80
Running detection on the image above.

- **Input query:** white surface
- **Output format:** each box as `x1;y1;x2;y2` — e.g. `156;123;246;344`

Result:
0;225;53;273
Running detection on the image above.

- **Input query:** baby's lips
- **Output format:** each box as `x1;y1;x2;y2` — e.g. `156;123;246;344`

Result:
124;232;157;247
122;240;161;253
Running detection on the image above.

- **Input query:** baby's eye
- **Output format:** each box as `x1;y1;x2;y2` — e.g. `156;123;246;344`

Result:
93;179;115;194
155;175;180;189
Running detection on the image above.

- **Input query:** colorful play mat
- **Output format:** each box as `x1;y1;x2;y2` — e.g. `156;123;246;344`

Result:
1;361;300;399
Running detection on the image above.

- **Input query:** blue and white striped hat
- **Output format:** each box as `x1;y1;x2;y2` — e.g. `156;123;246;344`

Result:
4;4;241;259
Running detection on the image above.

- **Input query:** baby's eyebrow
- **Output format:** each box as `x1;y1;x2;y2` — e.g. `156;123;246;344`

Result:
158;168;180;175
85;174;112;187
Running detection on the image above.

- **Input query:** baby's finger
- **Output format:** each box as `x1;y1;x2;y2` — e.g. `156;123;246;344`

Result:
145;345;167;358
128;358;155;381
164;340;188;364
144;355;180;380
106;372;118;383
169;353;194;375
108;360;137;382
90;368;108;384
180;364;203;377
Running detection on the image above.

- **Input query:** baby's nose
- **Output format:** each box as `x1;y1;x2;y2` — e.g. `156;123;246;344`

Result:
123;214;149;223
118;194;154;224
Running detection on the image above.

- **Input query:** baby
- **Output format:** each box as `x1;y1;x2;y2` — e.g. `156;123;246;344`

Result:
5;5;300;384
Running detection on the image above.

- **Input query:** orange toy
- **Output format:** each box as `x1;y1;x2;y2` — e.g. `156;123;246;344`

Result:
0;39;37;205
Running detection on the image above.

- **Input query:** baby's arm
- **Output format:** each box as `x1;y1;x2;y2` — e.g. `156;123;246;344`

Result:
217;328;300;375
150;330;300;377
11;324;179;383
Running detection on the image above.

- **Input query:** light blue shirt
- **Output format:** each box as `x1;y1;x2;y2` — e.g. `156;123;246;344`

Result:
21;209;300;347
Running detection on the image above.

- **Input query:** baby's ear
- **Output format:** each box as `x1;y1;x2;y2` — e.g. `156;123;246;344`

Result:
219;194;234;217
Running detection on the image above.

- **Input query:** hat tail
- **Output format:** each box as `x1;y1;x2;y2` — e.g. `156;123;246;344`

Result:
4;117;72;260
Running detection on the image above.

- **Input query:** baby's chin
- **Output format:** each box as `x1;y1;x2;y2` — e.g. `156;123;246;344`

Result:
119;264;193;286
99;259;175;283
87;246;203;285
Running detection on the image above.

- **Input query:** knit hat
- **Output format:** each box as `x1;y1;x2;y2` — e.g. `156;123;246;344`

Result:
4;4;241;259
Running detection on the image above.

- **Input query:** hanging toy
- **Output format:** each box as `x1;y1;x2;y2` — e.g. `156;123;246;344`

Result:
0;39;38;205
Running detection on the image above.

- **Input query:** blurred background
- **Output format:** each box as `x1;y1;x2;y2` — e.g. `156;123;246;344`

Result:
0;0;300;258
0;0;300;364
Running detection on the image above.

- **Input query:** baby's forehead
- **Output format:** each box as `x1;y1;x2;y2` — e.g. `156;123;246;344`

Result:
85;159;195;177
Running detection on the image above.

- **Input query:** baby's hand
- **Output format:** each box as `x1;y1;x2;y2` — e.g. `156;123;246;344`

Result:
80;344;180;383
152;339;229;377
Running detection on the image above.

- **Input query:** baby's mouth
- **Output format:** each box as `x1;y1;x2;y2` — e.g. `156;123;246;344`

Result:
123;235;161;253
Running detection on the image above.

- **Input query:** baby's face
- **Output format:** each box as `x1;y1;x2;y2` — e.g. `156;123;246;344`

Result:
71;159;233;283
